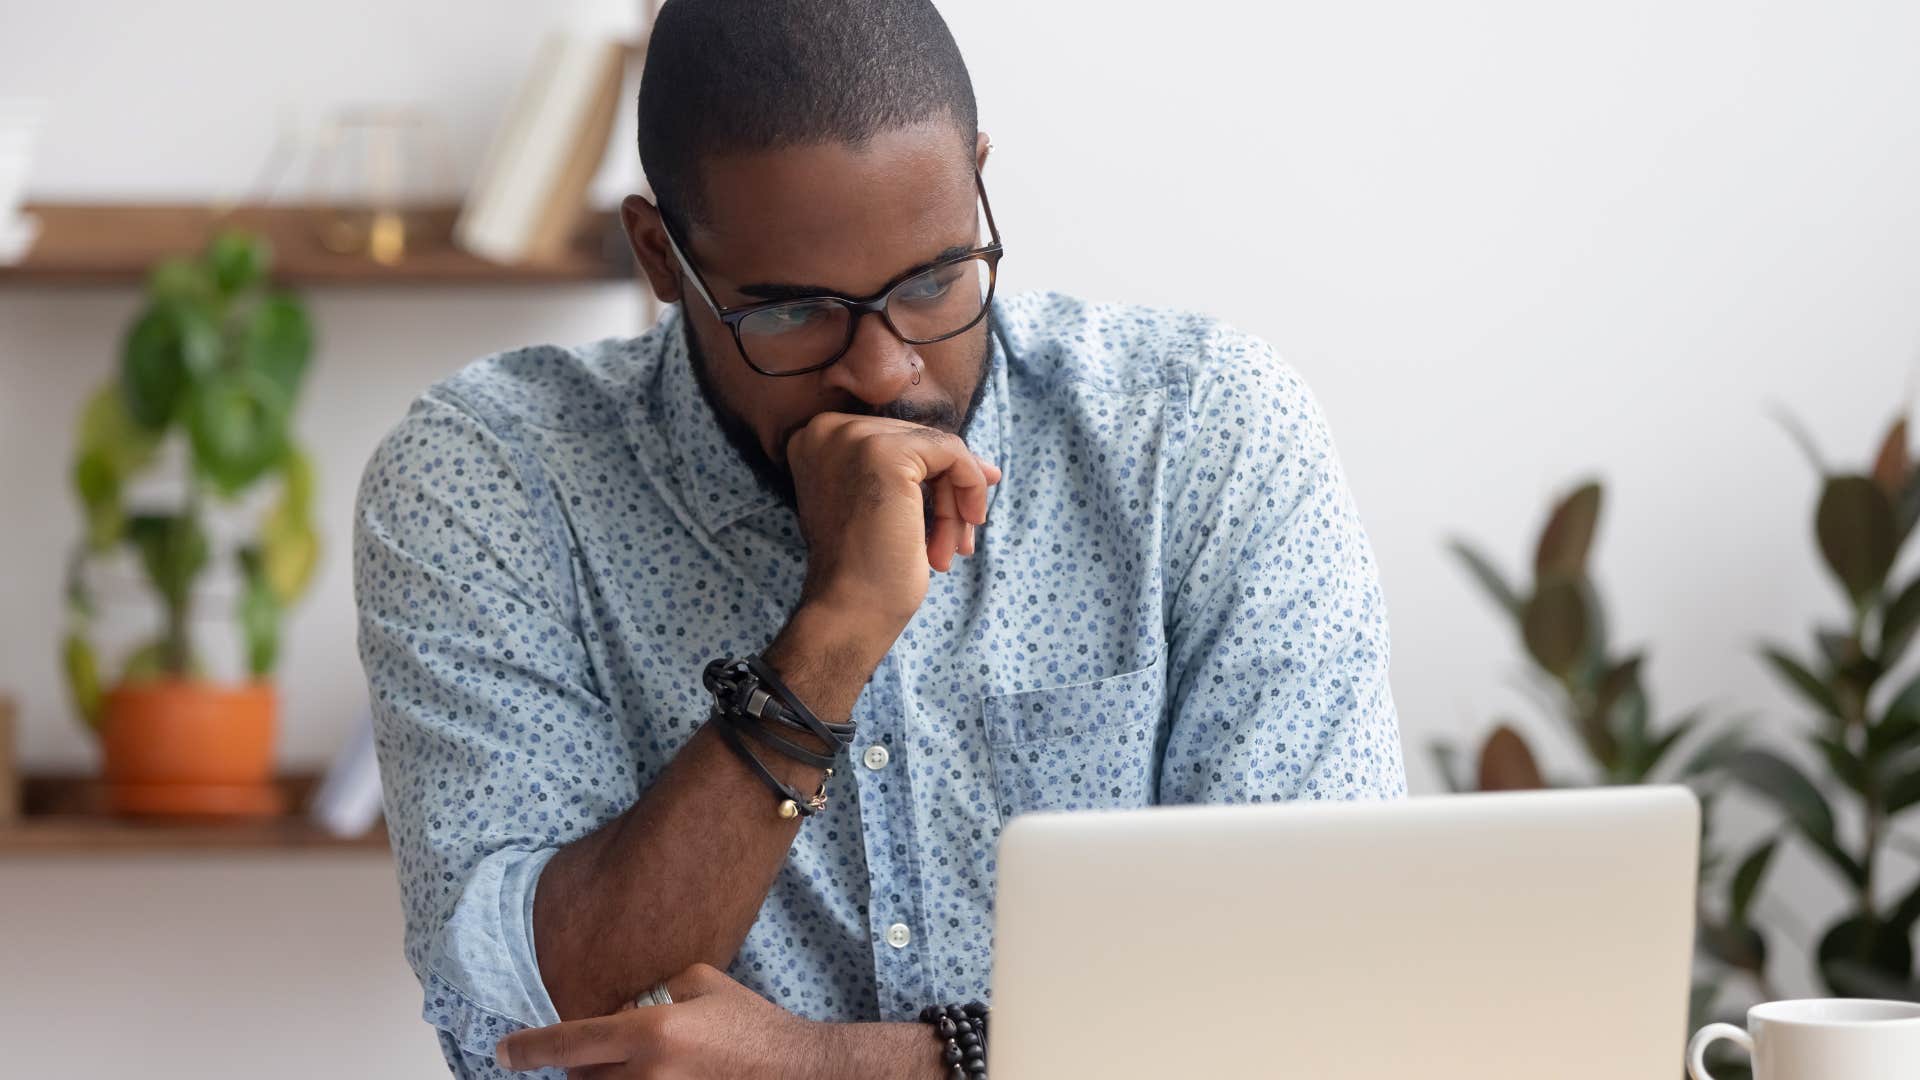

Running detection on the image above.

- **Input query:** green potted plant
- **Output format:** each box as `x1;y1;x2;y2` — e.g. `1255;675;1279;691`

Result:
1726;412;1920;1000
1440;480;1770;1074
61;229;319;817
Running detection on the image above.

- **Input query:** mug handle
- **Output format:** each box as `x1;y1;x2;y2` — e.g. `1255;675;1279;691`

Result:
1688;1023;1754;1080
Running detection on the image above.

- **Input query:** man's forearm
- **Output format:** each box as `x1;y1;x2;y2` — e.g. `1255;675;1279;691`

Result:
819;1022;950;1080
532;602;894;1020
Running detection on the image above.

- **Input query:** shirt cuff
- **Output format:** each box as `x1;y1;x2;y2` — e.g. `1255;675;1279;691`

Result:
421;845;564;1060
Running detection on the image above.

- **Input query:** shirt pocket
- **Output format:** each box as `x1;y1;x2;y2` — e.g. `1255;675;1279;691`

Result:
981;655;1167;822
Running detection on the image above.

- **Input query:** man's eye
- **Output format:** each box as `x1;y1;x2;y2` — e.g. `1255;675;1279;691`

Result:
765;304;825;329
898;271;956;303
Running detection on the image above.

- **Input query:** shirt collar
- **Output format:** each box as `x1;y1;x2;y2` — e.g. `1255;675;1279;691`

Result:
645;302;1011;539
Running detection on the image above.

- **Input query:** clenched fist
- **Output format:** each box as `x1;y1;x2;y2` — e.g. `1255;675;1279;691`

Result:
783;412;1001;638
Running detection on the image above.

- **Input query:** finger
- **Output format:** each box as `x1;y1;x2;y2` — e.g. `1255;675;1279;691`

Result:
961;523;975;556
662;962;726;1002
932;474;968;570
497;1015;633;1071
927;509;959;572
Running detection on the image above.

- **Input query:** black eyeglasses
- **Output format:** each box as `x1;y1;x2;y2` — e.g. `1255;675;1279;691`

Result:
663;170;1005;377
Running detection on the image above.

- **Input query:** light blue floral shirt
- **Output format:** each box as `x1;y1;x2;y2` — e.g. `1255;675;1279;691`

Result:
353;291;1404;1078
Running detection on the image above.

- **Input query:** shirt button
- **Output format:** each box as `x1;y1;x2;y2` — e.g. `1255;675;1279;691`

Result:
862;745;891;770
885;922;912;949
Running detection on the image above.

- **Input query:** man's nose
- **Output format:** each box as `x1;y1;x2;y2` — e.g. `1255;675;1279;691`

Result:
820;310;919;408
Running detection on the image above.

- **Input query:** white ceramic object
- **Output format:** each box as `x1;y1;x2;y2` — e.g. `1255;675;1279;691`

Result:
1689;998;1920;1079
0;97;46;264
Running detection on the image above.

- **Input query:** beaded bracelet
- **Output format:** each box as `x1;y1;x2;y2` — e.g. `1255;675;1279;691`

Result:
918;1001;989;1079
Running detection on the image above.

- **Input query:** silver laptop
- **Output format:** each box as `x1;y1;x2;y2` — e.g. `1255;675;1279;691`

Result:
988;786;1699;1079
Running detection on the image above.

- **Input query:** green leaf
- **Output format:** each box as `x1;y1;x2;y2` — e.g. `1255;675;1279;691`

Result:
120;304;201;429
1730;840;1776;925
1429;742;1467;793
1900;467;1920;547
126;513;209;612
71;449;122;551
1869;675;1920;758
1772;406;1827;473
1760;645;1841;720
76;383;162;475
1592;654;1642;757
241;292;311;402
146;255;216;306
1698;916;1767;973
1688;981;1718;1033
1817;917;1917;999
1476;725;1546;791
1447;539;1523;619
60;632;102;731
279;442;316;519
1893;875;1920;931
1873;416;1910;502
1888;759;1920;816
1821;961;1920;1003
1523;578;1588;678
120;638;204;682
1816;475;1898;608
1534;481;1603;580
1637;710;1701;780
1880;577;1920;668
207;229;272;295
1677;723;1744;779
186;369;290;496
1724;748;1865;886
236;545;281;677
261;498;318;603
1810;733;1869;795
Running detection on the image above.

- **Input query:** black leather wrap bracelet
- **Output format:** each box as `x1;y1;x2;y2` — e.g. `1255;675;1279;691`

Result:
703;654;856;819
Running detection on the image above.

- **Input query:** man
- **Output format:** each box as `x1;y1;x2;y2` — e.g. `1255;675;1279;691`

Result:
354;1;1403;1076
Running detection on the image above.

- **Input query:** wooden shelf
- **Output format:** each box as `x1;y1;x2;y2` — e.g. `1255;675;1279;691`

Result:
2;772;388;855
0;203;637;287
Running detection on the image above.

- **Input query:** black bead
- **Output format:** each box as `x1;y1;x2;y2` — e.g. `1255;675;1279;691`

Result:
947;1067;965;1080
968;1063;988;1077
920;1005;942;1023
942;1042;963;1065
947;1004;968;1022
936;1017;957;1038
965;1001;989;1018
956;1019;973;1036
959;1031;980;1049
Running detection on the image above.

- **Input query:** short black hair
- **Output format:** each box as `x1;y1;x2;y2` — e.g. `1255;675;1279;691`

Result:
638;0;978;237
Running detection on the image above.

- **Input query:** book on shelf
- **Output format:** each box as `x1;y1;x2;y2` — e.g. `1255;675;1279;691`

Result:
456;33;632;265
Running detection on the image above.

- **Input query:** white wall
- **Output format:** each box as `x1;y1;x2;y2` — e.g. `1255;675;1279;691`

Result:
3;0;1918;1073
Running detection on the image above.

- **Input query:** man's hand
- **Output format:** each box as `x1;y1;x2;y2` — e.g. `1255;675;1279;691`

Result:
784;412;1001;636
495;963;940;1079
496;963;817;1077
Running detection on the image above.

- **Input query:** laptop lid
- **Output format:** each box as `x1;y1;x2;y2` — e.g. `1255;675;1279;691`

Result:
988;786;1699;1079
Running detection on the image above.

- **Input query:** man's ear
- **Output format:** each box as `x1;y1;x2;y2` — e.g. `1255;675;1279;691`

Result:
975;129;992;173
620;193;683;304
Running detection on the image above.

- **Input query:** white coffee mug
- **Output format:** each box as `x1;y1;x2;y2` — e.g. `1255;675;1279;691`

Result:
1688;998;1920;1079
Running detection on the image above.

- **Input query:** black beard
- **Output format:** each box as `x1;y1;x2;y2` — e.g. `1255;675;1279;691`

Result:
681;315;996;517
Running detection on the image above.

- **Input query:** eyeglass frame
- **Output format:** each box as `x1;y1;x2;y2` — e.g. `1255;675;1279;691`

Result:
661;169;1005;377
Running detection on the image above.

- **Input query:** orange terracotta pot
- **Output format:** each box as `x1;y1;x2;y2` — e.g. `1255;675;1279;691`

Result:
100;679;284;818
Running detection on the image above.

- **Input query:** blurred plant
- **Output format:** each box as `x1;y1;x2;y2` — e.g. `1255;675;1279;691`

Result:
61;230;319;728
1725;411;1920;1001
1437;480;1771;1053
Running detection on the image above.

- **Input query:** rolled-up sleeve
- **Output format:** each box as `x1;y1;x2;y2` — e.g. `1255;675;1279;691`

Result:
1159;324;1405;804
354;390;636;1076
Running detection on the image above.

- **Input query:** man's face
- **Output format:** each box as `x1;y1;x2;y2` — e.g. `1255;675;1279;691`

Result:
624;121;995;511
